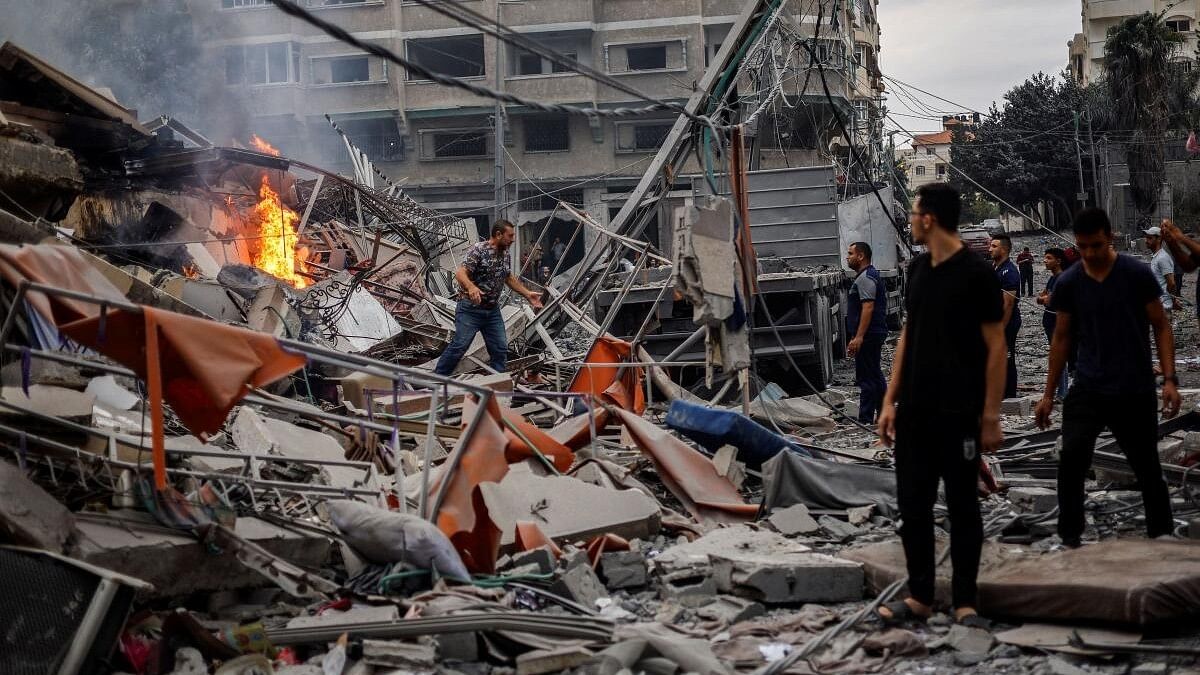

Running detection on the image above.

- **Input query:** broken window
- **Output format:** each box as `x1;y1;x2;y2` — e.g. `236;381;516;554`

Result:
524;117;569;152
226;43;296;85
615;121;673;152
419;127;493;159
516;51;543;76
626;45;667;70
607;40;686;73
406;36;485;80
936;164;947;177
509;36;586;77
330;56;370;83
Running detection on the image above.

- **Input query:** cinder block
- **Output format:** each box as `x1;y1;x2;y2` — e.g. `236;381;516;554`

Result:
550;563;607;608
1008;487;1058;513
600;550;648;590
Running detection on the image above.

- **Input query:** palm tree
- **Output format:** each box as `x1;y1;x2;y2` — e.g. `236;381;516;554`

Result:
1103;12;1182;230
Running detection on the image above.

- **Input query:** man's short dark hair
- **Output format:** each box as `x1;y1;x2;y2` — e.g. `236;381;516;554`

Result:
915;183;961;231
1045;247;1066;265
1072;208;1112;236
491;219;515;237
993;234;1012;252
1022;246;1030;251
851;241;873;260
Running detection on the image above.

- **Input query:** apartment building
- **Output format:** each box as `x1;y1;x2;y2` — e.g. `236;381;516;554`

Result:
1068;0;1198;84
896;114;976;190
188;0;885;257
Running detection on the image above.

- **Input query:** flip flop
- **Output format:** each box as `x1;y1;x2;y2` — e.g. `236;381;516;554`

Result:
877;600;929;626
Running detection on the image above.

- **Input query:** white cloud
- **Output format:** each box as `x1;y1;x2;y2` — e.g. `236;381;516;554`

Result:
877;0;1081;132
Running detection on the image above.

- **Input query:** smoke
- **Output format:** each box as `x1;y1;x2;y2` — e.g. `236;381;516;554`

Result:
0;0;250;143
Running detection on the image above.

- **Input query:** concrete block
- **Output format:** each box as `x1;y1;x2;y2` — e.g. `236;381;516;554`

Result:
480;462;661;549
1158;438;1186;465
654;525;864;604
1000;397;1034;416
361;639;436;669
432;631;479;662
600;550;648;590
848;505;874;526
550;563;608;608
943;624;995;655
0;384;95;424
1008;487;1058;513
693;595;765;625
659;568;718;607
1130;663;1169;675
767;504;820;536
712;445;746;489
818;515;864;542
231;407;360;489
516;646;593;675
505;547;556;575
0;358;88;389
0;459;76;553
559;547;589;572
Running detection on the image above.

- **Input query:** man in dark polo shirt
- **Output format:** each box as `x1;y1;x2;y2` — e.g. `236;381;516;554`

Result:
435;220;543;376
876;183;1008;627
1035;208;1178;548
846;241;888;424
990;234;1022;399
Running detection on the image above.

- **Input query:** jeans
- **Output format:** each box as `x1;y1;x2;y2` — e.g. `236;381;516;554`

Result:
1004;320;1019;399
434;301;508;376
894;411;984;609
1058;388;1174;544
1043;326;1069;398
855;333;887;423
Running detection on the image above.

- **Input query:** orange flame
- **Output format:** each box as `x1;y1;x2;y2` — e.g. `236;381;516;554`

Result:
250;176;307;287
250;134;281;156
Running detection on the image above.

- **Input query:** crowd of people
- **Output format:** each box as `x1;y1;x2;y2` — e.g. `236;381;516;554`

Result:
843;183;1188;628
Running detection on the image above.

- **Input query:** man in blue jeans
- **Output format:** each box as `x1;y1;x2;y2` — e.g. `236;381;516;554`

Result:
435;220;543;376
845;241;888;423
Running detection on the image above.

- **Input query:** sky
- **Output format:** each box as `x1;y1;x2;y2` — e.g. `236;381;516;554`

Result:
877;0;1082;136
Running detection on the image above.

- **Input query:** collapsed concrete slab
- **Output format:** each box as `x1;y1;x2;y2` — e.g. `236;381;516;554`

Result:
0;459;76;553
653;525;864;604
480;462;661;549
844;539;1200;625
231;407;362;489
73;510;331;598
0;384;95;424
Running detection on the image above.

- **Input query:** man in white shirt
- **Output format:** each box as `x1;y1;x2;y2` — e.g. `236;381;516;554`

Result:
1146;226;1176;311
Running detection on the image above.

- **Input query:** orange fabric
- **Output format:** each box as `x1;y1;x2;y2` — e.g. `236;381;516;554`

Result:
61;307;307;437
514;521;562;558
585;533;630;566
430;396;509;573
614;408;758;526
567;336;645;415
499;406;574;472
0;244;125;325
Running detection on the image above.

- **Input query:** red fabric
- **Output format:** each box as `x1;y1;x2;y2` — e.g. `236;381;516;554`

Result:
567;336;645;414
1187;131;1199;155
499;405;574;472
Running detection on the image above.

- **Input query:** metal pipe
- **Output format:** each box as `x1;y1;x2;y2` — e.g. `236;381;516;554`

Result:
57;578;119;675
417;384;440;519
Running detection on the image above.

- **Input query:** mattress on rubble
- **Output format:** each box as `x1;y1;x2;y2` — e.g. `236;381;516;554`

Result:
843;539;1200;626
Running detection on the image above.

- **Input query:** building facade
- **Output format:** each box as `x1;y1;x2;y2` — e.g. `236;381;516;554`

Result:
188;0;885;257
1068;0;1198;84
896;114;975;191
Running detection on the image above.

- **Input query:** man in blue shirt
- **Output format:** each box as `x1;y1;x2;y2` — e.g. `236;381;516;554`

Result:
1036;248;1069;398
990;235;1022;399
846;241;888;423
1035;209;1178;548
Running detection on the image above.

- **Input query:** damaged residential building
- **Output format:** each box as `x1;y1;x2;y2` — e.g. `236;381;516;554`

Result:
189;0;887;263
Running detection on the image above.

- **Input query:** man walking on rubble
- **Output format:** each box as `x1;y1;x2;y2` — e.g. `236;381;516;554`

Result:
876;183;1007;628
435;220;543;376
1036;248;1069;399
846;241;887;424
1035;208;1178;548
1159;219;1200;316
1145;226;1177;312
1016;246;1035;297
990;234;1022;399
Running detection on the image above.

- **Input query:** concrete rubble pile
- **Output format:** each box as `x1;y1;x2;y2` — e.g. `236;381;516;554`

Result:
1;41;1200;675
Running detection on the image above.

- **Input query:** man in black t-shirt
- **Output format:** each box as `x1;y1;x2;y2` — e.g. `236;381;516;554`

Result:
876;183;1008;628
1035;209;1178;548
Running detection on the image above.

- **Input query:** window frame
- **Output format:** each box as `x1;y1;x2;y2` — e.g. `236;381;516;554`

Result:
523;116;571;153
604;38;689;75
224;42;300;86
418;126;495;161
614;120;675;153
405;35;487;82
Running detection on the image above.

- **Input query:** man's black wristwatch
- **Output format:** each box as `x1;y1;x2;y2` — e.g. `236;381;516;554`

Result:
1159;374;1180;386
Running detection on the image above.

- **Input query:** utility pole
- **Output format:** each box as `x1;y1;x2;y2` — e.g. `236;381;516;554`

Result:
1085;108;1100;207
493;0;505;228
1073;111;1087;209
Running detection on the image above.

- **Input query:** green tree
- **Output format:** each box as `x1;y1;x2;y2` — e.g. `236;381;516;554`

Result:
1103;12;1182;229
949;72;1088;229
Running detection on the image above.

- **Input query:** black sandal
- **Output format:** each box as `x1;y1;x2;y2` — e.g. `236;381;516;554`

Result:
877;600;929;626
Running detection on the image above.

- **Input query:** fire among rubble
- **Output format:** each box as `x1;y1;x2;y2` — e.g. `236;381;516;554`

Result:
250;175;307;288
250;133;280;156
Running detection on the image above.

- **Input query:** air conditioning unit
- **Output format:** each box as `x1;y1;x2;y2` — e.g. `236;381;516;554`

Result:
0;546;152;675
